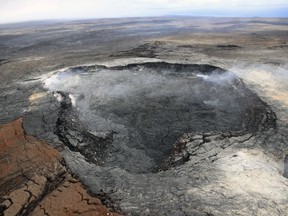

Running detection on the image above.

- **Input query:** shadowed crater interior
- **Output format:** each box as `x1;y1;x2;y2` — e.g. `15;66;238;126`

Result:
44;62;276;173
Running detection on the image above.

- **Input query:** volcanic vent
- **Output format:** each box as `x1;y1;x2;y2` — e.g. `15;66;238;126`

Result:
44;62;276;173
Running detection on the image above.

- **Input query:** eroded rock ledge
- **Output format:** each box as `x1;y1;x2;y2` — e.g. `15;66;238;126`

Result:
0;118;122;216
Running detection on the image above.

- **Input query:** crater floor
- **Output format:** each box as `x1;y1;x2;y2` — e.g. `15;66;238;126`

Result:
43;63;275;174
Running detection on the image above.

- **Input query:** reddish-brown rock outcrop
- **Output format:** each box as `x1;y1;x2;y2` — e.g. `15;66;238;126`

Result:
0;118;121;216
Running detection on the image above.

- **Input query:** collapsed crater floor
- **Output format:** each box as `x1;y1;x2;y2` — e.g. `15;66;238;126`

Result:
44;62;275;174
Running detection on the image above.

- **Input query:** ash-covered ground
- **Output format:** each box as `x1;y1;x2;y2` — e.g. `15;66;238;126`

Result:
0;17;288;215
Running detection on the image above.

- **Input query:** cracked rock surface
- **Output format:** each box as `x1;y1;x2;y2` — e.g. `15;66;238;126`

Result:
30;176;121;216
0;118;122;216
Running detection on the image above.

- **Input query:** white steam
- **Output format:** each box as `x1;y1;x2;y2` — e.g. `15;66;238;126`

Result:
53;92;63;102
204;99;221;107
197;71;237;85
69;94;77;107
43;67;241;116
44;72;81;91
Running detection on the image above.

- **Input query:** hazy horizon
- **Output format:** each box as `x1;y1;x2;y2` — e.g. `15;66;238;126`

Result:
0;0;287;24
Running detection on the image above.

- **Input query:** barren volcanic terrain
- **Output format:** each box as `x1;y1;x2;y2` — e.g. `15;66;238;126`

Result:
0;17;288;215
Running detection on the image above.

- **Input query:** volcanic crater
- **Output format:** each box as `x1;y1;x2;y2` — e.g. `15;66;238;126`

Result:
43;62;276;174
